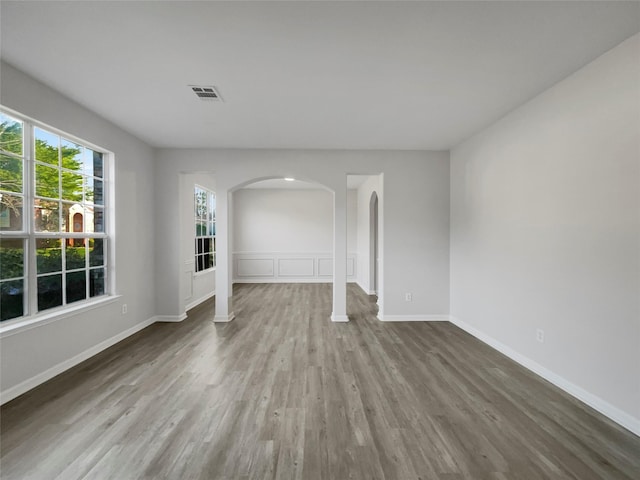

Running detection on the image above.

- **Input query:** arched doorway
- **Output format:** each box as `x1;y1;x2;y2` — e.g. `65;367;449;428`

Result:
369;191;379;296
198;174;347;323
73;212;83;233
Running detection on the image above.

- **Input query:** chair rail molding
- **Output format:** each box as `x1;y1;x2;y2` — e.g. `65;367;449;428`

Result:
233;252;357;283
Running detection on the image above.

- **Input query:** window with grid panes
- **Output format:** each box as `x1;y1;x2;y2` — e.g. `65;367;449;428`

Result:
0;109;109;322
194;185;215;272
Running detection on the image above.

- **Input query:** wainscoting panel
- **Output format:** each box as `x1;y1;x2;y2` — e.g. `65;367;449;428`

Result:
234;252;356;283
317;258;333;277
236;258;275;277
317;256;355;277
183;259;194;302
278;258;315;277
347;257;355;277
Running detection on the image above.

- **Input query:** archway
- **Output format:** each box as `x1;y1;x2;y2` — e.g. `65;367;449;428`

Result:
211;174;348;323
369;191;379;296
73;212;84;247
231;177;334;284
73;212;83;233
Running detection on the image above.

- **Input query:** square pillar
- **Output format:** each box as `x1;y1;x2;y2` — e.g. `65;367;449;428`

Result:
214;189;235;322
332;183;348;322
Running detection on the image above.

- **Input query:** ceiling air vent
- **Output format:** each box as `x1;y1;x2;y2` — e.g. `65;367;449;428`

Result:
189;85;223;102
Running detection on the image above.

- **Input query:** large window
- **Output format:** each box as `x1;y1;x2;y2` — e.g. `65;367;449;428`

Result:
194;185;215;272
0;109;109;322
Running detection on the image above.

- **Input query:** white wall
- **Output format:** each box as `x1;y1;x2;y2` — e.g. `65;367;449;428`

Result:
356;175;381;294
181;173;216;311
232;188;357;283
450;34;640;434
233;188;349;252
154;149;450;320
0;62;157;401
385;159;450;320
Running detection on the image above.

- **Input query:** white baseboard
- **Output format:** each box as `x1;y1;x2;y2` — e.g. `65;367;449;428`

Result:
0;316;157;405
449;316;640;438
233;278;358;284
153;313;188;323
213;312;235;322
378;314;450;322
355;280;376;295
185;290;215;311
331;314;349;322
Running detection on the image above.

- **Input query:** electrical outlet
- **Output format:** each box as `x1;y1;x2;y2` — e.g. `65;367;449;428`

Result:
404;293;412;302
536;329;544;343
122;304;128;315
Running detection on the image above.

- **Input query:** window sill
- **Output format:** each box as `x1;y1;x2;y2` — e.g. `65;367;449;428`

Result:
194;267;216;277
0;295;122;339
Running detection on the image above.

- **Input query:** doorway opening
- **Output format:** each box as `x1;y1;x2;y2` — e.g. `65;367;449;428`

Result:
370;191;379;296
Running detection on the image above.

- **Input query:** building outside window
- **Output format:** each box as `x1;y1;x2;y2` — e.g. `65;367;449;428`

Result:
0;109;109;322
194;185;215;273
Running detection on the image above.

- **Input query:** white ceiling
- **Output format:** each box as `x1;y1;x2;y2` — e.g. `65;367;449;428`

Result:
1;1;638;151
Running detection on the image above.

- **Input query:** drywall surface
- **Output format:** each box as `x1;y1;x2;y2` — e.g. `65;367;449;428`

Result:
356;175;381;294
155;149;450;318
450;34;640;429
0;62;156;400
231;188;357;283
233;188;356;252
181;173;216;311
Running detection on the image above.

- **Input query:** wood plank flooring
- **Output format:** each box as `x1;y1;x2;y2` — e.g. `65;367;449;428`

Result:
1;283;639;479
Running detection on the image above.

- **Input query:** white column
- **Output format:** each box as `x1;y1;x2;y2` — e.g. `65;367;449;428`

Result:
332;183;348;322
376;176;384;320
214;189;235;322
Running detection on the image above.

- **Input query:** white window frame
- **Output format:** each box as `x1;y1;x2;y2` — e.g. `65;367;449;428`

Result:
0;106;115;331
194;185;215;273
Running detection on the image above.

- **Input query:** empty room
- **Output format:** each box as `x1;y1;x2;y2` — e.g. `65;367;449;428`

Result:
0;1;639;479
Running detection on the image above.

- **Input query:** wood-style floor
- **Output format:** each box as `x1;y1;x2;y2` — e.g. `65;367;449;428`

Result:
1;284;638;480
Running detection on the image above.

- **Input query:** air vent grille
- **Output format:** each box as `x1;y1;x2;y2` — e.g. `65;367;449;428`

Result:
190;85;223;101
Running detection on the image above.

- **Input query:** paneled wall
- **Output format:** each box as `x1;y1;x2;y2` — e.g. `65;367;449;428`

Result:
181;173;216;311
234;252;356;283
232;188;358;283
